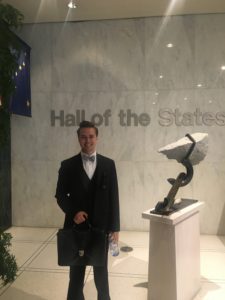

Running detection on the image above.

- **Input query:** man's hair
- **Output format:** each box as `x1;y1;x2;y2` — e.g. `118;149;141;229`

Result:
77;120;98;136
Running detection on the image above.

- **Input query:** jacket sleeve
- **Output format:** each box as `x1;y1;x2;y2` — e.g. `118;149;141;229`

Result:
108;160;120;232
55;161;75;216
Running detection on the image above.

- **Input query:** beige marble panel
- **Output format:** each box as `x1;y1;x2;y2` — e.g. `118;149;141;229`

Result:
11;14;225;234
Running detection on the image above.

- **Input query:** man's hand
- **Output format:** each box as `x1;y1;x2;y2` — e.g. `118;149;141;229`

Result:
109;231;119;242
73;211;88;224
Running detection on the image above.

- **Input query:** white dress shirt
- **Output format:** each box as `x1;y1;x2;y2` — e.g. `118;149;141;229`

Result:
81;151;97;180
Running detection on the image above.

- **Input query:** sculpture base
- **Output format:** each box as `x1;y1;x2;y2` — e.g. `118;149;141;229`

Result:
151;198;198;216
143;201;204;300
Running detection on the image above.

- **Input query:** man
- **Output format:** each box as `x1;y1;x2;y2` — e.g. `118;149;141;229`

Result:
55;120;120;300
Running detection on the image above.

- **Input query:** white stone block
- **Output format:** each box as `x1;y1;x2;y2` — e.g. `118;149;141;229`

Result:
158;133;208;165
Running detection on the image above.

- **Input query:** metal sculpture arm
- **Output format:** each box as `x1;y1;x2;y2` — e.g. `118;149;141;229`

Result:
154;134;196;215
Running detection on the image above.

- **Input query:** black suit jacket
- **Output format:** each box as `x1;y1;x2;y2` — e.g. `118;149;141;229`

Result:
55;153;120;232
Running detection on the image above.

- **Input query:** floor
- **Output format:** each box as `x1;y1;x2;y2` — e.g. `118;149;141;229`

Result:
0;227;225;300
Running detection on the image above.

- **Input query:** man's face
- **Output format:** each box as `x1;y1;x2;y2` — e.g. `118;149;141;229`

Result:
78;127;98;155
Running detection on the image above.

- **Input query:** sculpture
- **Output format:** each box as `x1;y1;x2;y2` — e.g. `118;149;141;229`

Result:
152;133;208;215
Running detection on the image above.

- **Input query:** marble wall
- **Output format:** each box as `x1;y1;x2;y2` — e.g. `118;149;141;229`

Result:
11;14;225;234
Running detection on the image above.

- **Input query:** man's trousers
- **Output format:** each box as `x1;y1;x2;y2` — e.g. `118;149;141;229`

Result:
67;262;110;300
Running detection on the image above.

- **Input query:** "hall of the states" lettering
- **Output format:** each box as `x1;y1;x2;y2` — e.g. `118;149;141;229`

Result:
50;109;151;127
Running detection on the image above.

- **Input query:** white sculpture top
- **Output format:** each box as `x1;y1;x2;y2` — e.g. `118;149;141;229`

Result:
158;132;208;166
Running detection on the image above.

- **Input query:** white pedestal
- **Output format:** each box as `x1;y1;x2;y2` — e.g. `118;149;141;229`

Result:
142;201;204;300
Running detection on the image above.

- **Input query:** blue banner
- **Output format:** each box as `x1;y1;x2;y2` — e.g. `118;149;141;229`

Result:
10;37;31;117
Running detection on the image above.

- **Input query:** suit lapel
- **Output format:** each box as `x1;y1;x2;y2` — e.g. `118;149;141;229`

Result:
95;154;107;190
75;153;91;189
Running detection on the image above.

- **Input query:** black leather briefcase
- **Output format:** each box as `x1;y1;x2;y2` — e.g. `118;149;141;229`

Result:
57;223;107;266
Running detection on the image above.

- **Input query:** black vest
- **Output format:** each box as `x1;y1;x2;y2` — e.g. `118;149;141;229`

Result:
80;170;97;227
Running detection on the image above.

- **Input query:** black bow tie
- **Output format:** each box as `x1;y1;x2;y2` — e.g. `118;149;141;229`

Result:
82;155;95;162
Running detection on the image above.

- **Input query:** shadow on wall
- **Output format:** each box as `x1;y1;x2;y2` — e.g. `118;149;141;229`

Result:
0;287;46;300
133;282;148;288
217;201;225;235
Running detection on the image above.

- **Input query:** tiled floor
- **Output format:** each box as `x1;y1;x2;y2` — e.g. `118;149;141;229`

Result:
0;227;225;300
